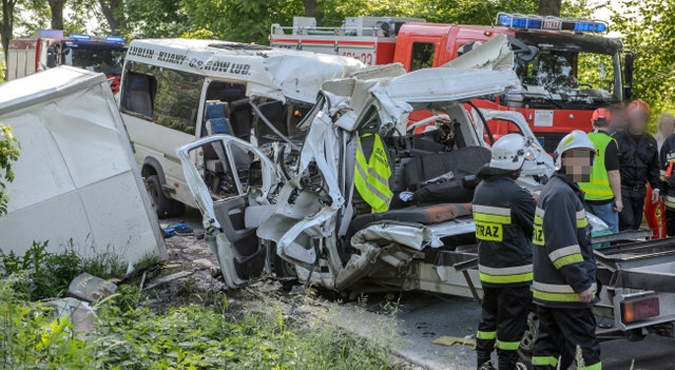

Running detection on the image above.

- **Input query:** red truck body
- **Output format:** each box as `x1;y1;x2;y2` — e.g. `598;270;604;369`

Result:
271;15;629;151
7;30;127;94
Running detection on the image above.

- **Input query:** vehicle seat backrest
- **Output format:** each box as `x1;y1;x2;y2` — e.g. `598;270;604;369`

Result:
205;100;234;136
125;75;153;117
205;100;230;120
229;98;252;141
404;146;491;189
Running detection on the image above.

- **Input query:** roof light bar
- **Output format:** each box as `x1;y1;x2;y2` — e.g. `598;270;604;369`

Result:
69;33;92;40
497;12;608;33
105;36;125;43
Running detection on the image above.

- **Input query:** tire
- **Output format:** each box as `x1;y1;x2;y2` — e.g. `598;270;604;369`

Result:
518;312;539;366
146;174;174;219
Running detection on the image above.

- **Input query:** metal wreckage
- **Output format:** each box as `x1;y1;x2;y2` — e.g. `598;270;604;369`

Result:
177;35;557;296
177;36;675;342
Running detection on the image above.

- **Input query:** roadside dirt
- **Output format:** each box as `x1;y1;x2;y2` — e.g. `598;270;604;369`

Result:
139;231;426;369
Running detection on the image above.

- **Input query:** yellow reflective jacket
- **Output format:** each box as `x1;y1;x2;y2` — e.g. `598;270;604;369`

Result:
354;133;393;213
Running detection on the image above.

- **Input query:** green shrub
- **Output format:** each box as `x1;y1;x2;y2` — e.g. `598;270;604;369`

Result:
0;241;129;301
0;279;398;370
0;241;82;300
0;122;20;215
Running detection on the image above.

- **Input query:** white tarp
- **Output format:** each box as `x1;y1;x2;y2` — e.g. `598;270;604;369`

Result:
0;66;166;262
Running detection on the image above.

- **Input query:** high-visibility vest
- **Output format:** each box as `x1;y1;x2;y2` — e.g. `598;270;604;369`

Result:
579;131;615;201
354;133;393;213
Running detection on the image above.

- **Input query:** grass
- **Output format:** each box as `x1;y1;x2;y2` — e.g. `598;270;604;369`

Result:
0;242;402;369
0;276;401;370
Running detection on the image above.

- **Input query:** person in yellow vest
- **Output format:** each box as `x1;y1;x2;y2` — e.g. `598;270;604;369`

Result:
354;132;393;213
578;108;623;233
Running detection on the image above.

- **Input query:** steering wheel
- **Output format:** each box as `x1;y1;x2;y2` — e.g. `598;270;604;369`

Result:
579;83;593;90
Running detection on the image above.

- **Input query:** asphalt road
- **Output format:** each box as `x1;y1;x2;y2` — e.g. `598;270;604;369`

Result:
164;209;675;370
352;292;675;370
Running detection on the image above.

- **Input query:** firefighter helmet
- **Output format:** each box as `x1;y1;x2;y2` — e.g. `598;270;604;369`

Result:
592;107;611;123
627;99;651;117
490;134;535;171
553;130;595;170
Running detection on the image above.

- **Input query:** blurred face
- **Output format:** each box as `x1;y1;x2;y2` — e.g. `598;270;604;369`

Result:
628;111;649;134
610;112;627;129
562;149;593;182
659;116;675;136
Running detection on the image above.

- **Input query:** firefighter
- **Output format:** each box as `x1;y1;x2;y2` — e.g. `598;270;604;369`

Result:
473;134;536;370
532;131;601;370
614;99;661;230
658;117;675;237
578;108;622;233
647;114;675;239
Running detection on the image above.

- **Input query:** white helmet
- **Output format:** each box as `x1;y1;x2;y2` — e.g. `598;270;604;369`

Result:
490;134;534;171
553;130;596;170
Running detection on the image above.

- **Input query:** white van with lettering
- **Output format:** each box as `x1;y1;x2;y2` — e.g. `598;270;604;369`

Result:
118;38;363;217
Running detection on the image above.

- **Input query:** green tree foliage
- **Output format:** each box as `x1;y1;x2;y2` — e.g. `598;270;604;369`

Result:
123;0;188;38
613;0;675;122
0;123;19;215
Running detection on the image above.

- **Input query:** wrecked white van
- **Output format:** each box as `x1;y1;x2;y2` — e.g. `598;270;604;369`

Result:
0;66;165;262
118;39;364;218
176;36;562;297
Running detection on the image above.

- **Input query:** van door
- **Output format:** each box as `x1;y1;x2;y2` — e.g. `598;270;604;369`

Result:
176;135;278;288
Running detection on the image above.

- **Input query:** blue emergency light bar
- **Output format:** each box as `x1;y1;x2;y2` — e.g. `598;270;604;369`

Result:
497;12;607;33
69;34;125;43
69;33;92;40
105;36;125;43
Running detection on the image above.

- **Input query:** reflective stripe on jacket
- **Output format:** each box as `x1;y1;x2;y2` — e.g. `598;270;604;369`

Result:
578;131;615;200
354;133;393;213
533;173;598;308
472;172;536;288
659;134;675;209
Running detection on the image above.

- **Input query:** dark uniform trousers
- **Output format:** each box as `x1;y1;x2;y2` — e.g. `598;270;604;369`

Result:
619;186;647;231
532;306;601;370
477;286;532;370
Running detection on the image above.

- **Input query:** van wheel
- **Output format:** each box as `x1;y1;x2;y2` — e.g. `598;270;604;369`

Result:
518;312;539;366
146;174;173;218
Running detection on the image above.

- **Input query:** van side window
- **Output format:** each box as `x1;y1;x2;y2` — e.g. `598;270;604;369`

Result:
153;69;203;135
410;42;435;71
121;72;156;118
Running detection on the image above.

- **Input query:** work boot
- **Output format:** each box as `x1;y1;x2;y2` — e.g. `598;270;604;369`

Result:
477;353;495;370
497;349;520;370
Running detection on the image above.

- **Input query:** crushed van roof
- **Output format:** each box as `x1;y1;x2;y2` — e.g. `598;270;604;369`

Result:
125;39;365;103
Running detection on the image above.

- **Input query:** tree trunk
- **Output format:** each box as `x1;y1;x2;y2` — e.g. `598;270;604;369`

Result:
538;0;562;16
1;0;16;64
301;0;322;23
99;0;125;34
48;0;66;30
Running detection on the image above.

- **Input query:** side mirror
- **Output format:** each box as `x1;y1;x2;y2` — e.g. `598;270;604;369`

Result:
624;52;634;101
507;36;539;62
46;46;57;68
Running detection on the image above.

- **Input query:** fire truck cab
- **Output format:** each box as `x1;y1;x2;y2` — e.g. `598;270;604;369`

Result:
7;30;127;94
271;14;633;151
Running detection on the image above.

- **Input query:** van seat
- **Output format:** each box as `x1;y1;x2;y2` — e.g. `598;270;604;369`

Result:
351;203;473;231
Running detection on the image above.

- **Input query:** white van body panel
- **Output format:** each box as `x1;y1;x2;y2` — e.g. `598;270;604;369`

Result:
0;66;166;261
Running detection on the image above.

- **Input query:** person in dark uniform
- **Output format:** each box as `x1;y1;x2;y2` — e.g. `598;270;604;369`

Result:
613;99;661;230
473;134;536;370
531;131;601;370
658;124;675;237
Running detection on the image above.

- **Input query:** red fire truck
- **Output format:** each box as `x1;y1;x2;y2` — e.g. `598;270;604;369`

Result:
271;14;633;151
7;30;128;94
